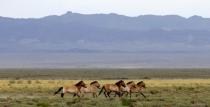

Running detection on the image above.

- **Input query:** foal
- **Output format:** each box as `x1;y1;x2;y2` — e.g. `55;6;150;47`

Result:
99;80;126;98
54;80;87;98
80;81;101;97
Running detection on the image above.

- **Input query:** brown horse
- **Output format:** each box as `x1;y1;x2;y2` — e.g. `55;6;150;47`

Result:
80;81;101;97
98;80;126;98
129;81;146;98
54;80;87;98
120;81;137;98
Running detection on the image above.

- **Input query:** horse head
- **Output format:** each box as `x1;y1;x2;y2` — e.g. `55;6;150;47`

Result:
137;81;146;88
116;80;126;87
90;81;100;89
75;80;87;88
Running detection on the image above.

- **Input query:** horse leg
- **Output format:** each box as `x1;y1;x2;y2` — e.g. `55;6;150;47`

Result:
81;92;85;97
116;92;120;97
125;92;129;97
107;91;111;98
118;92;125;97
95;92;98;97
93;93;96;98
61;93;64;98
136;93;139;97
76;93;80;97
120;92;123;97
103;91;107;98
114;92;117;97
73;93;77;97
140;92;146;98
129;92;132;99
115;92;121;97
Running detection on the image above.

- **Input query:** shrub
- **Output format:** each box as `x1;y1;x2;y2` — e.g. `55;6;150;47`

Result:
17;80;23;84
9;80;15;84
27;80;32;84
36;80;41;84
143;76;151;79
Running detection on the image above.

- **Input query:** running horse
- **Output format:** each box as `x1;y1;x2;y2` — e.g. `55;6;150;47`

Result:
79;81;101;97
120;81;137;98
54;80;87;98
129;81;147;98
98;80;126;97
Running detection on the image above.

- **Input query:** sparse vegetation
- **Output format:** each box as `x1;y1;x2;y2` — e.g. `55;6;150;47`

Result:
1;68;210;80
0;69;210;107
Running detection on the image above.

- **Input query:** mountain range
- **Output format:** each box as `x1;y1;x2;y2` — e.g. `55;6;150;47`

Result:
0;11;210;53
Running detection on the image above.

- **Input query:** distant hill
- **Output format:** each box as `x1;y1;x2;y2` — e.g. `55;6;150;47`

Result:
0;12;210;53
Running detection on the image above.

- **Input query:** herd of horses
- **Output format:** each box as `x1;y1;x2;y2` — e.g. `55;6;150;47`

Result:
54;80;146;99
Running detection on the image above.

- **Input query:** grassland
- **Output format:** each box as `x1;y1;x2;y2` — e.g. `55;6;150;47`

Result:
1;68;210;80
0;69;210;107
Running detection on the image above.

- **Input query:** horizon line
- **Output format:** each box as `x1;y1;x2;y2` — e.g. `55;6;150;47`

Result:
0;11;209;19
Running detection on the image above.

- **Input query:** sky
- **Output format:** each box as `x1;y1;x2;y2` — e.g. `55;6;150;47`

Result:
0;0;210;18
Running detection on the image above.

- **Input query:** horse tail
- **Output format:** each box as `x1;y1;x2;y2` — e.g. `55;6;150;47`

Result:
98;86;105;96
54;87;63;95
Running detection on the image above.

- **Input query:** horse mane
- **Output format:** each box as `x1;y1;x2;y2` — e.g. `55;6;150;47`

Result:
90;81;98;85
115;80;123;86
127;81;134;85
137;81;144;85
75;81;83;86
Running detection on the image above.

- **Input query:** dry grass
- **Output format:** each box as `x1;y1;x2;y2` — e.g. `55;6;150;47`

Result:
1;69;210;106
0;79;210;107
0;79;210;92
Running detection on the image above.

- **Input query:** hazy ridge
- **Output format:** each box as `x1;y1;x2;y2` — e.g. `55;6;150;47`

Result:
0;12;210;53
0;12;210;68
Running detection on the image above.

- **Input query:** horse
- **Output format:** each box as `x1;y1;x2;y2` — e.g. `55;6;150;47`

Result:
129;81;147;98
119;81;137;98
98;80;126;98
54;80;87;98
79;81;101;98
